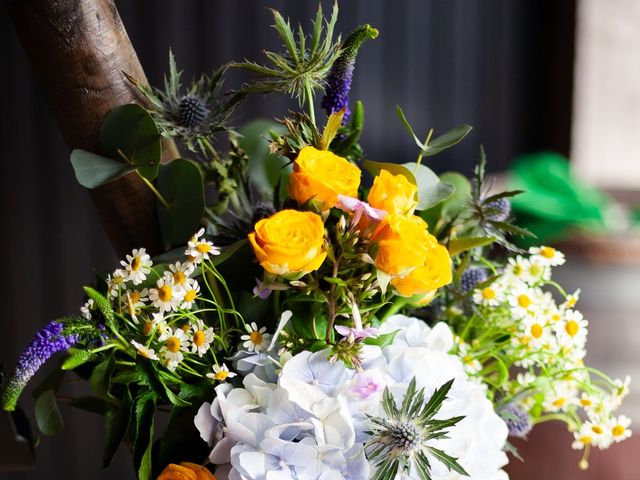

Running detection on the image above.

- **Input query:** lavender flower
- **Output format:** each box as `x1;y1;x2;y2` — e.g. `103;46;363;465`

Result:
1;321;78;411
321;24;378;120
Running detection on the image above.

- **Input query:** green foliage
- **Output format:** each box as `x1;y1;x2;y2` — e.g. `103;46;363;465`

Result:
156;159;205;249
447;236;495;257
35;389;64;436
403;162;455;210
102;386;132;468
61;348;96;370
330;100;365;160
70;150;134;189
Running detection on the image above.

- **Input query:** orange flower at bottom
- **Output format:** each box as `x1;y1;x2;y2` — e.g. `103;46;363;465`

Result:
158;462;216;480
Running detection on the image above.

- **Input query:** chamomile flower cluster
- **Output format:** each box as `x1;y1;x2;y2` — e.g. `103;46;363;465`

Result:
463;246;631;464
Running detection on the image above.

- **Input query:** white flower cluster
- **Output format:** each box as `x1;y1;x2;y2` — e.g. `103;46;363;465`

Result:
195;316;509;480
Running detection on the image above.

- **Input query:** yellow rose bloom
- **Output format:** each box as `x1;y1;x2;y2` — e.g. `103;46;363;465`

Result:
368;169;418;215
248;209;327;276
391;243;452;297
157;463;216;480
289;146;361;209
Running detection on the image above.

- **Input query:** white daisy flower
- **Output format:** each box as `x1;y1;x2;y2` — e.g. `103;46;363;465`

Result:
143;312;167;338
521;316;550;350
80;299;94;320
131;339;159;361
572;423;595;450
556;309;588;348
612;376;631;406
524;256;551;284
240;322;271;352
122;288;149;323
120;248;153;285
508;286;538;318
543;382;578;413
584;420;613;449
181;278;201;309
608;415;632;443
529;245;565;266
160;328;190;371
206;363;237;382
168;261;194;288
107;269;127;298
190;319;214;357
562;289;581;310
148;274;184;313
185;228;221;264
472;282;505;307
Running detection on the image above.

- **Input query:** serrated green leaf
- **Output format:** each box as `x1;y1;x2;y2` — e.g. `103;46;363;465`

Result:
419;378;454;422
448;237;495;257
488;220;535;238
156;159;205;249
34;390;63;435
425;446;468;476
100;104;162;180
70;149;134;189
61;348;95;370
134;393;156;480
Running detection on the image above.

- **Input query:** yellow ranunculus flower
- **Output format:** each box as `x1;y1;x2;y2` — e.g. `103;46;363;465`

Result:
248;209;327;276
391;243;452;297
289;146;361;209
368;169;418;216
157;462;216;480
371;214;433;276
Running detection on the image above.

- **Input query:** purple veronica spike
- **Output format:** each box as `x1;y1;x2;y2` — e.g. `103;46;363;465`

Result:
1;321;78;411
321;24;378;121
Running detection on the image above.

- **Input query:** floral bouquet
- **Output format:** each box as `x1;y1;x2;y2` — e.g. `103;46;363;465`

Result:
1;4;632;480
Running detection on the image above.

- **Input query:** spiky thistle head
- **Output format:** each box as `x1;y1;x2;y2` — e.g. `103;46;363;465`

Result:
366;378;468;480
321;24;378;121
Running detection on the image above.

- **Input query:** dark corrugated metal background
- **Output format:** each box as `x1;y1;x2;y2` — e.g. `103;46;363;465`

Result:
0;1;574;478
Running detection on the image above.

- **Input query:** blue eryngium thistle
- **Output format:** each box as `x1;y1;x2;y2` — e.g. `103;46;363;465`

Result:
321;24;378;121
460;267;488;293
499;402;533;438
1;321;78;411
366;378;468;480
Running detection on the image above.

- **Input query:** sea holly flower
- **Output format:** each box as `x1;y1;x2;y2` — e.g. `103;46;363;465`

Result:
289;146;361;209
120;248;152;285
1;321;78;411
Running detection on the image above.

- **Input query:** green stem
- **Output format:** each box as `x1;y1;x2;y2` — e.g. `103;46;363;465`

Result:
414;129;434;170
380;295;411;322
305;82;316;126
138;173;171;209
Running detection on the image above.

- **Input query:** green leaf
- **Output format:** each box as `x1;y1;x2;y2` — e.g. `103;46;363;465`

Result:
34;390;64;435
403;162;454;210
70;149;134;189
212;239;249;267
102;387;132;468
61;348;95;370
488;220;535;238
134;393;156;480
156;159;205;249
425;446;468;476
447;237;495;257
364;330;398;348
321;110;345;149
90;353;116;400
67;396;110;415
136;359;189;407
362;160;417;185
395;106;424;150
439;172;472;218
32;364;65;400
239;120;288;195
422;124;473;157
158;406;211;469
100;104;162;180
83;286;115;327
419;378;454;422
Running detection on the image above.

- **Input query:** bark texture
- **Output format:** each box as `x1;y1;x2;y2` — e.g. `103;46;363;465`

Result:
6;0;177;256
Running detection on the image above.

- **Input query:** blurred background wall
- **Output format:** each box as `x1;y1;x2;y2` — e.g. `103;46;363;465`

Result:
2;1;637;479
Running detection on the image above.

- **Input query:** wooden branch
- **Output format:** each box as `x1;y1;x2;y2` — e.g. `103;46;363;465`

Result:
5;0;179;256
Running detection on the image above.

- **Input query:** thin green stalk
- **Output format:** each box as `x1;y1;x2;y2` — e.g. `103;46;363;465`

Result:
305;82;316;126
138;173;171;209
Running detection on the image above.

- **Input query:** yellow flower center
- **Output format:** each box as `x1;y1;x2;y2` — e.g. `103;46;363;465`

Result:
552;397;566;408
249;331;263;345
552;313;561;322
518;294;532;308
182;324;191;332
129;291;141;304
166;336;181;353
482;288;496;300
463;355;474;365
529;264;544;277
138;347;152;359
580;398;592;407
143;321;154;336
214;370;229;381
530;323;543;339
173;271;186;285
541;247;556;259
131;256;141;271
196;243;211;254
184;289;197;303
513;265;524;276
580;435;592;445
566;297;577;308
591;425;603;434
193;330;206;347
612;425;625;437
158;285;172;302
565;320;579;337
519;336;531;346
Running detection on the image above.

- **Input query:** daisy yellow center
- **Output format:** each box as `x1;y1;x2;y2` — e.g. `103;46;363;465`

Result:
591;425;603;434
182;324;191;332
566;297;577;308
214;370;229;381
143;321;154;336
580;435;592;445
552;397;566;408
541;247;556;259
158;285;172;302
580;398;592;407
529;264;544;277
138;347;152;359
129;291;141;304
184;289;197;303
552;313;561;322
131;256;142;271
173;271;186;285
250;331;263;345
196;243;211;254
463;355;473;364
530;323;543;339
193;330;206;347
166;336;181;353
513;265;524;275
612;425;625;437
518;294;532;308
519;336;531;346
565;320;579;337
482;288;496;300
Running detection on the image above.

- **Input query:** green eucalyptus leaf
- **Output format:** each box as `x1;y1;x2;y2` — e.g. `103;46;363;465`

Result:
100;103;162;180
447;237;495;257
402;162;454;210
395;106;424;150
61;348;95;370
67;396;110;415
422;124;472;157
70;149;134;189
439;172;472;217
156;159;205;249
239;120;288;195
102;387;132;468
34;390;64;435
362;160;417;185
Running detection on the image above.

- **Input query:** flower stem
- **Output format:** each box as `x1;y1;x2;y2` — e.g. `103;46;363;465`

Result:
305;82;316;126
138;173;171;209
